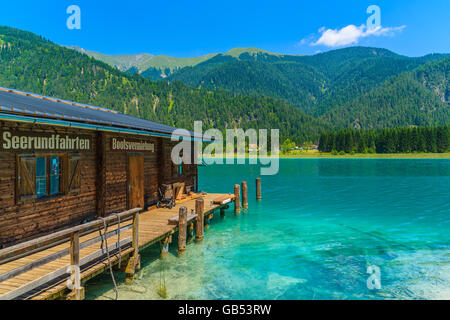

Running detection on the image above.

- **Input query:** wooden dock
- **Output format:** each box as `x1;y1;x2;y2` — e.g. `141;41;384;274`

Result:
0;193;235;300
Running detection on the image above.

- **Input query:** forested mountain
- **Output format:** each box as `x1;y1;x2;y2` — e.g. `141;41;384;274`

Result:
69;40;449;132
167;47;449;118
321;57;450;129
0;26;326;143
168;55;326;113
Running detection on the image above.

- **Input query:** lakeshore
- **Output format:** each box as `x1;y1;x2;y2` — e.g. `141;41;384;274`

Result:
201;152;450;160
280;151;450;159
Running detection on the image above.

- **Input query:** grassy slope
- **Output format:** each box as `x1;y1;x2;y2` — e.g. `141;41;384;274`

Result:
68;46;219;73
137;53;219;72
67;47;285;75
224;47;282;58
66;46;154;71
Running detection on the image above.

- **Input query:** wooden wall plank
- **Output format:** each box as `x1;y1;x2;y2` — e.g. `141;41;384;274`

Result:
0;121;199;249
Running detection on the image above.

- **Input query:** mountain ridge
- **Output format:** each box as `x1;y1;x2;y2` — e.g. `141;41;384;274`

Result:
67;46;291;79
67;44;449;81
68;46;222;78
1;26;448;145
0;26;325;144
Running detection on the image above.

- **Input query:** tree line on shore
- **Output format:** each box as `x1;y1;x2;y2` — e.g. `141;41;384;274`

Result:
319;126;450;154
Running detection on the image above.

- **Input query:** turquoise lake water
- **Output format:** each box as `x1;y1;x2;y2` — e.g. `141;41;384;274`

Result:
86;159;450;300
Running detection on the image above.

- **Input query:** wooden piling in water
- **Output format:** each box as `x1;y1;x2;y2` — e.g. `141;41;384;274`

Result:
256;178;262;201
178;207;188;255
126;212;141;284
188;223;195;242
205;213;213;230
133;213;140;269
242;181;248;209
195;198;204;242
234;184;241;214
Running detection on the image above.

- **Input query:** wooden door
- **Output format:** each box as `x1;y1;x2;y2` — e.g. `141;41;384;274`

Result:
128;154;144;210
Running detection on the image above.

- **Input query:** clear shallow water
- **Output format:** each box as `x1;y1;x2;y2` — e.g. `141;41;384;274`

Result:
86;159;450;300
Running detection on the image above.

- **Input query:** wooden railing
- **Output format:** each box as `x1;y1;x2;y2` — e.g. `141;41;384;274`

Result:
0;208;141;300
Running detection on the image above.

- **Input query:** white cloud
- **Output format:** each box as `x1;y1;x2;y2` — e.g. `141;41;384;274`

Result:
307;24;406;47
298;34;315;46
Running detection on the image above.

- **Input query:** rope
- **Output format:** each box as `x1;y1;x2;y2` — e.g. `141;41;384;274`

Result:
99;217;118;300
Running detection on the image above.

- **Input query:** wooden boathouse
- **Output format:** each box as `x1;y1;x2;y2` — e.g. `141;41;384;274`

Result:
0;87;238;300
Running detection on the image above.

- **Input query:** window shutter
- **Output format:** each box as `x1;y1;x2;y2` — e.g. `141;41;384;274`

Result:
68;155;81;193
18;157;36;199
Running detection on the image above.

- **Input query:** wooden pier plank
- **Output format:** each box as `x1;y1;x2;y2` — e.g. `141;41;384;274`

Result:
0;193;235;300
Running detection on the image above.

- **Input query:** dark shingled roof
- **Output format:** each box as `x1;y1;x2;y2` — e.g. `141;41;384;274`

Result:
0;87;208;141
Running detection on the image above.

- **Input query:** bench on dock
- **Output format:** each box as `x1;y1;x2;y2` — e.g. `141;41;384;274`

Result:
212;194;234;205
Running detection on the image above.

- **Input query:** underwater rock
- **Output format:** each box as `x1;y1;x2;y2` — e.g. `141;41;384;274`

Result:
266;273;307;294
128;285;147;294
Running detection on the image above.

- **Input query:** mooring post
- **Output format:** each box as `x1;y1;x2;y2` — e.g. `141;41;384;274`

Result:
68;231;84;300
178;206;188;256
256;178;262;201
234;184;241;214
126;211;141;284
242;181;248;209
188;223;195;242
220;205;229;218
133;212;140;268
205;213;213;230
195;198;204;242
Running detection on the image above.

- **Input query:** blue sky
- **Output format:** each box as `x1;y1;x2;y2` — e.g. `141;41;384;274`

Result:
1;0;448;57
